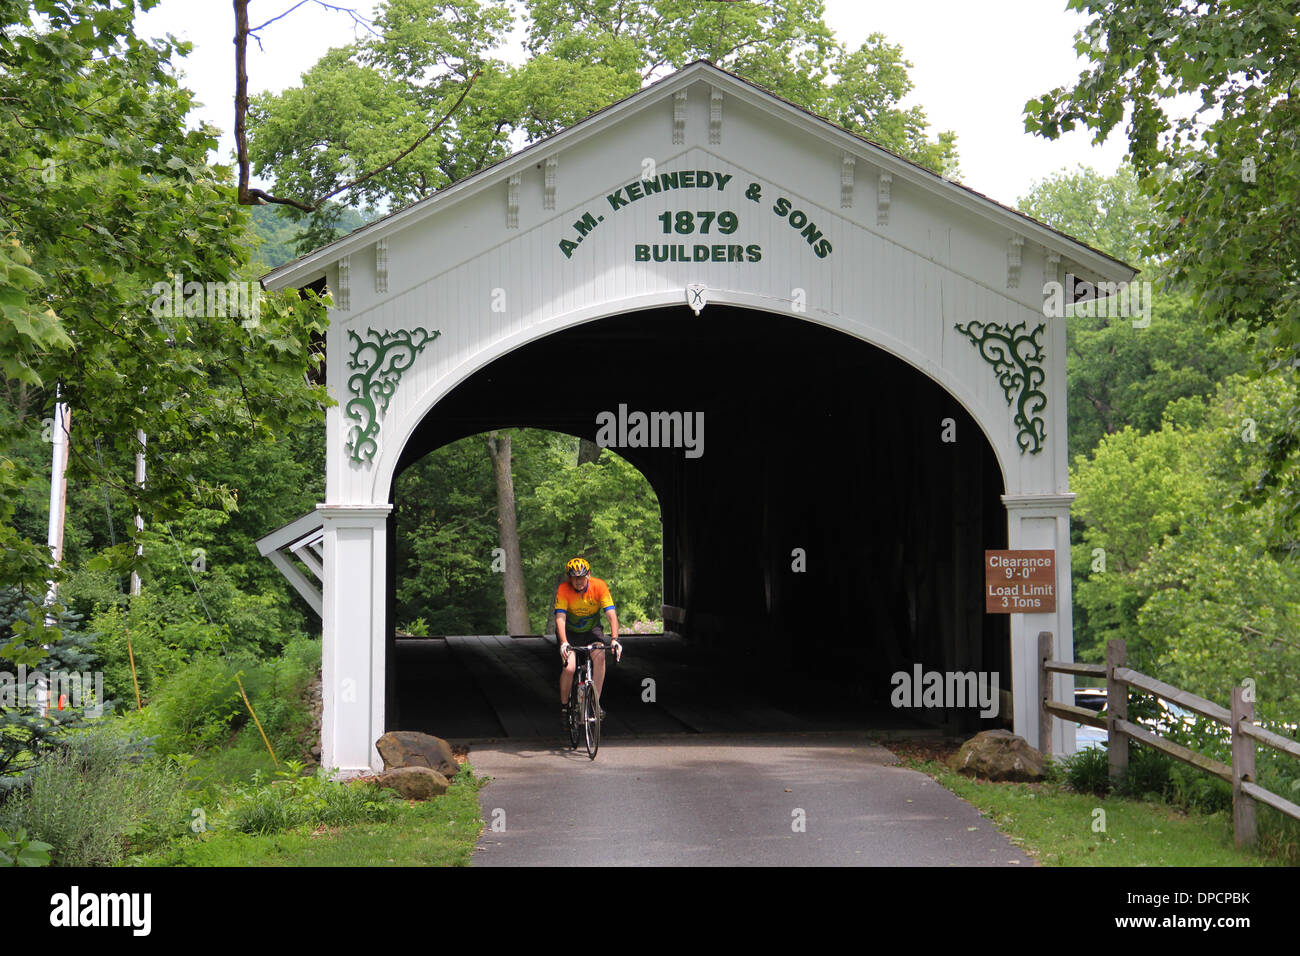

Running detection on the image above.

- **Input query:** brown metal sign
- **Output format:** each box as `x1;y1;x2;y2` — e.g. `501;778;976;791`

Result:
985;550;1056;613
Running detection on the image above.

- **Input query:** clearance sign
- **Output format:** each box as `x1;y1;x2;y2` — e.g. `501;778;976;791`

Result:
556;168;833;262
984;550;1056;613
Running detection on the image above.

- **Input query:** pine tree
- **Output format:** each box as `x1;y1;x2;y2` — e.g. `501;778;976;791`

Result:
0;589;114;790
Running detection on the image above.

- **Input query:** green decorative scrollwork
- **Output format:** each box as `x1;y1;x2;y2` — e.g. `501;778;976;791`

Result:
954;320;1047;454
345;326;440;464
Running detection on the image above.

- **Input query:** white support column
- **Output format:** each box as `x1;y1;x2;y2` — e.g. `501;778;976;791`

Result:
318;503;392;775
1002;492;1077;754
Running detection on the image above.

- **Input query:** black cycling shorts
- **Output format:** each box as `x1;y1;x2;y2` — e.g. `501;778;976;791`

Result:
564;629;613;664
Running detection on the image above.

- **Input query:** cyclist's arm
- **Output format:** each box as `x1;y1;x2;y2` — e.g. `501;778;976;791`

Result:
598;581;618;641
555;610;569;646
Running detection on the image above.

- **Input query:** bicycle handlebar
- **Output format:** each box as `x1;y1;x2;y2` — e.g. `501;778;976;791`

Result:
562;641;619;652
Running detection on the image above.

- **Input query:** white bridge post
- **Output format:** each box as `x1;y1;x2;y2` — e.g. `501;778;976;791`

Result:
318;504;392;774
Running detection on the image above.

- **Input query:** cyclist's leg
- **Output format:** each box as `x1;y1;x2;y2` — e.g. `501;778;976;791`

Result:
560;645;577;705
589;626;606;696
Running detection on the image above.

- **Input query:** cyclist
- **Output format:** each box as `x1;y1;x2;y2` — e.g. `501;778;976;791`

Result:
556;556;621;728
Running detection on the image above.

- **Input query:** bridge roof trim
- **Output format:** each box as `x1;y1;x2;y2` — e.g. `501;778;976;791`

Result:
260;59;1137;293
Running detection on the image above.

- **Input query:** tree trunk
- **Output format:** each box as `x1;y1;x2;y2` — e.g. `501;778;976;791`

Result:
486;431;529;634
577;437;602;465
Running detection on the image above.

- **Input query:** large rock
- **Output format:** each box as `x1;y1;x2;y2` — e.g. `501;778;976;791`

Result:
375;731;459;778
950;729;1047;782
373;766;450;800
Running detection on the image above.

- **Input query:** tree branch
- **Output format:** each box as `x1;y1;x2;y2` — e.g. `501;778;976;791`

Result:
233;0;475;211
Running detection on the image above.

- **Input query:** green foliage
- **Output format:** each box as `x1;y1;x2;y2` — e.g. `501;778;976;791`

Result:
0;723;187;866
0;826;53;867
137;655;244;755
0;0;331;674
1024;0;1300;532
1018;165;1152;264
0;591;110;787
525;0;958;170
1065;294;1250;460
228;637;321;758
247;203;372;270
88;598;220;709
249;0;959;247
218;763;401;836
520;438;663;631
1016;166;1252;460
394;429;663;634
1057;744;1112;797
135;765;484;867
1071;374;1300;724
123;637;320;760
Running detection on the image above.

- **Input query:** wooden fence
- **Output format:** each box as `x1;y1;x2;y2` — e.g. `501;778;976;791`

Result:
1039;633;1300;847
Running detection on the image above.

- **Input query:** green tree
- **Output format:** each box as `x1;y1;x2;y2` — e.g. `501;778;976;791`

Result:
525;0;957;169
1071;373;1300;722
1024;0;1300;531
392;430;663;635
248;0;959;249
0;0;329;663
1017;165;1153;265
1016;166;1251;459
0;591;108;788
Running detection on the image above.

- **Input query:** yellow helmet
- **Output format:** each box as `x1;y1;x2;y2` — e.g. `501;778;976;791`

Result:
565;557;591;577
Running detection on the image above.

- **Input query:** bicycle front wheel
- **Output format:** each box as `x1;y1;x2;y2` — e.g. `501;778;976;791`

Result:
583;681;600;759
567;684;580;749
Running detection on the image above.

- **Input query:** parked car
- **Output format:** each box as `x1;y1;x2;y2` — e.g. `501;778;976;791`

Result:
1073;687;1107;751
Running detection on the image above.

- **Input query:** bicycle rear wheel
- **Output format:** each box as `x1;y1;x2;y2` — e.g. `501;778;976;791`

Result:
583;681;600;759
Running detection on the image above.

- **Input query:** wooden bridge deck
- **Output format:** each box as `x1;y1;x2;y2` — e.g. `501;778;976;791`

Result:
393;633;930;742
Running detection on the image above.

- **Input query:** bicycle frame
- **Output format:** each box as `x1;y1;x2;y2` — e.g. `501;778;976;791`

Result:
564;641;610;759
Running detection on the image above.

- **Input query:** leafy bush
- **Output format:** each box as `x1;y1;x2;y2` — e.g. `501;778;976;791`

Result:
1058;744;1112;796
218;762;400;835
228;637;320;759
0;827;52;866
1118;744;1175;802
139;655;244;755
0;724;186;866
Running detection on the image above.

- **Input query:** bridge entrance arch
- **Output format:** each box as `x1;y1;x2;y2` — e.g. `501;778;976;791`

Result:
259;61;1135;773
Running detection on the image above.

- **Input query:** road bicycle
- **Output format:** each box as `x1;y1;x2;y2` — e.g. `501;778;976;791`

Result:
563;640;617;759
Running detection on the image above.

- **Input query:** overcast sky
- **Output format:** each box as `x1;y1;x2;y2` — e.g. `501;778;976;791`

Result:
136;0;1129;207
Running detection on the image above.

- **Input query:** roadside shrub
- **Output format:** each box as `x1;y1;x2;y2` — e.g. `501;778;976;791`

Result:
1058;744;1111;796
89;591;230;708
1118;743;1175;801
219;763;400;835
0;724;186;866
229;637;320;758
0;826;52;867
140;655;243;755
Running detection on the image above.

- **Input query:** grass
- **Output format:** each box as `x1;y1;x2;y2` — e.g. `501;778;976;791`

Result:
132;764;486;867
902;756;1285;867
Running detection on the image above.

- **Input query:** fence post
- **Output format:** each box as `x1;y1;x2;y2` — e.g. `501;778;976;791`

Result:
1106;639;1128;787
1038;631;1053;754
1232;684;1257;848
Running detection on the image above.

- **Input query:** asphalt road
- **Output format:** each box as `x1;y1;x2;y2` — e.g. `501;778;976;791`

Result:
471;732;1035;867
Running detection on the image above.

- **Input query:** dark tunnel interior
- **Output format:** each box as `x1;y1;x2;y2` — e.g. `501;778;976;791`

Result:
387;305;1011;734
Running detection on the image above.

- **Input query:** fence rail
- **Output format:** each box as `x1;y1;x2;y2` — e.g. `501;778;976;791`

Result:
1038;632;1300;848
